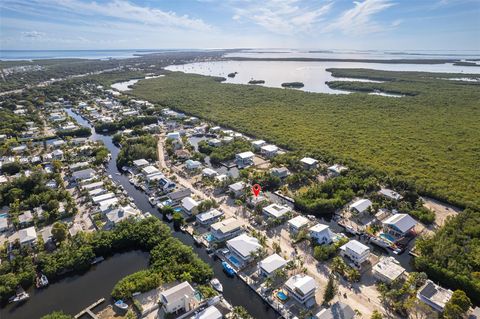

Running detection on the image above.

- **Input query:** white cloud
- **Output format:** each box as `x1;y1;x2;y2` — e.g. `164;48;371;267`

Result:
22;30;45;38
231;0;332;35
327;0;396;34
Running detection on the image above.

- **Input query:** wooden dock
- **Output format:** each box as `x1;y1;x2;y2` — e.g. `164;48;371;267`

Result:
74;298;105;319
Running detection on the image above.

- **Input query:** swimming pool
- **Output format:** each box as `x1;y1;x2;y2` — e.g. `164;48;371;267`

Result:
228;255;241;268
173;207;183;213
380;233;396;243
276;290;288;301
0;213;8;218
203;233;215;242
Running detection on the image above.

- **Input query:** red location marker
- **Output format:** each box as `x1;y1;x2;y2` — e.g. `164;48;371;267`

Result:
252;184;262;197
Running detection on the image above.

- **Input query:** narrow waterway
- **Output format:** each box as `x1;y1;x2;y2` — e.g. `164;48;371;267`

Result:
66;109;278;319
1;251;150;319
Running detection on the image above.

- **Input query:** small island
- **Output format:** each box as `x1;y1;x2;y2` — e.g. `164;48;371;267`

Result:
248;79;265;84
281;81;305;88
227;72;238;78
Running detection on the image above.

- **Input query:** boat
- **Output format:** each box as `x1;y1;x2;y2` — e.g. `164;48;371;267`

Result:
114;299;129;310
222;261;236;277
36;274;49;288
9;291;29;303
91;256;105;265
210;278;223;293
115;172;121;175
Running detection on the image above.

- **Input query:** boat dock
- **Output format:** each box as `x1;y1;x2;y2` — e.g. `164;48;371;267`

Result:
74;298;105;319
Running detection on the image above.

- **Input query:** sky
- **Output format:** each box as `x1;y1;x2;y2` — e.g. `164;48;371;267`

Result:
0;0;479;51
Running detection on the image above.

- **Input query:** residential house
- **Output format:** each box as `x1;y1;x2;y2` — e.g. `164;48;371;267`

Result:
340;240;370;267
309;223;333;245
168;188;192;204
300;157;319;170
18;211;34;227
142;165;161;177
158;177;176;193
259;253;288;277
196;208;224;226
235;151;255;167
315;302;355;319
328;164;348;176
262;204;290;219
211;218;243;241
202;168;218;178
92;192;115;204
52;149;64;160
417;280;453;312
251;140;266;150
72;168;95;182
228;181;246;198
0;214;9;232
19;226;37;246
185;160;202;170
226;234;262;264
382;213;417;239
372;257;406;284
288;215;309;233
82;181;104;191
379;188;403;201
260;144;279;158
181;197;200;215
284;274;317;306
208;139;222;147
349;199;373;215
271;167;290;179
160;281;196;314
166;132;181;140
105;205;139;228
193;305;222;319
133;158;149;169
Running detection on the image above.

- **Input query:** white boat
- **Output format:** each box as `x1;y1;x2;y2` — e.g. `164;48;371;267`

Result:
91;256;105;265
114;299;129;310
210;278;223;293
9;291;29;303
36;274;49;288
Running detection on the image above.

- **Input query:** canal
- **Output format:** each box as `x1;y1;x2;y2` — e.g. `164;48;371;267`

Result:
0;109;278;319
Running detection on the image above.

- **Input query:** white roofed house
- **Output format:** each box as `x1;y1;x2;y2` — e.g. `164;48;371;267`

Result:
142;165;161;177
300;157;319;170
251;140;266;150
226;234;262;265
181;197;200;215
133;158;149;169
18;226;37;247
52;149;64;160
288;215;310;233
185;159;202;170
105;205;139;229
208;138;222;147
202;168;218;178
260;144;279;158
309;223;333;245
166;131;181;140
228;181;246;198
160;281;196;314
349;199;373;215
340;240;370;268
258;253;288;277
328;164;348;176
193;305;222;319
379;188;403;201
18;210;34;227
271;167;290;179
210;218;243;241
72;168;95;182
284;274;317;306
262;203;290;220
235;151;255;168
372;256;406;284
417;280;453;312
382;213;417;239
196;208;224;226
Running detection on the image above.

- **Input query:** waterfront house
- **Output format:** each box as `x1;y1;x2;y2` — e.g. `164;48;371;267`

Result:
300;157;319;170
98;198;119;213
168;188;192;204
193;305;222;319
340;240;370;267
328;164;348;176
105;205;139;228
142;165;161;178
284;274;317;306
19;226;37;247
235;151;255;167
252;140;266;150
382;213;417;238
82;181;104;191
349;199;373;215
271;167;290;179
92;192;115;204
226;234;262;264
160;281;196;314
196;208;224;226
211;218;243;241
372;256;406;284
315;302;355;319
159;177;176;193
379;188;403;201
288;215;309;233
309;223;333;245
258;253;288;277
69;161;90;171
228;181;246;198
72;168;95;182
208;138;222;147
185;160;202;170
133;158;149;169
417;280;453;312
262;203;290;220
260;144;279;158
202;168;218;178
181;197;200;215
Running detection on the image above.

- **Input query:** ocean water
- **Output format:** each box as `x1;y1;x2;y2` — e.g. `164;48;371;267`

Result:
0;49;168;61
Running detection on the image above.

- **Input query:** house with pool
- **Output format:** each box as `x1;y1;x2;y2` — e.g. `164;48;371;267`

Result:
226;234;262;267
160;281;196;314
382;213;417;240
284;274;317;306
309;223;333;245
210;217;243;241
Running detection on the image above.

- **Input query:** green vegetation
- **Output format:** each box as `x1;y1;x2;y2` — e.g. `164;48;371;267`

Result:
40;311;73;319
116;135;157;169
198;139;251;165
313;237;349;261
322;274;337;305
56;126;91;138
94;115;158;133
131;71;480;209
443;290;472;319
414;209;480;304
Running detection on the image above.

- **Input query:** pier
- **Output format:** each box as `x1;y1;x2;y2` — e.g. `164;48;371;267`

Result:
74;298;105;319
